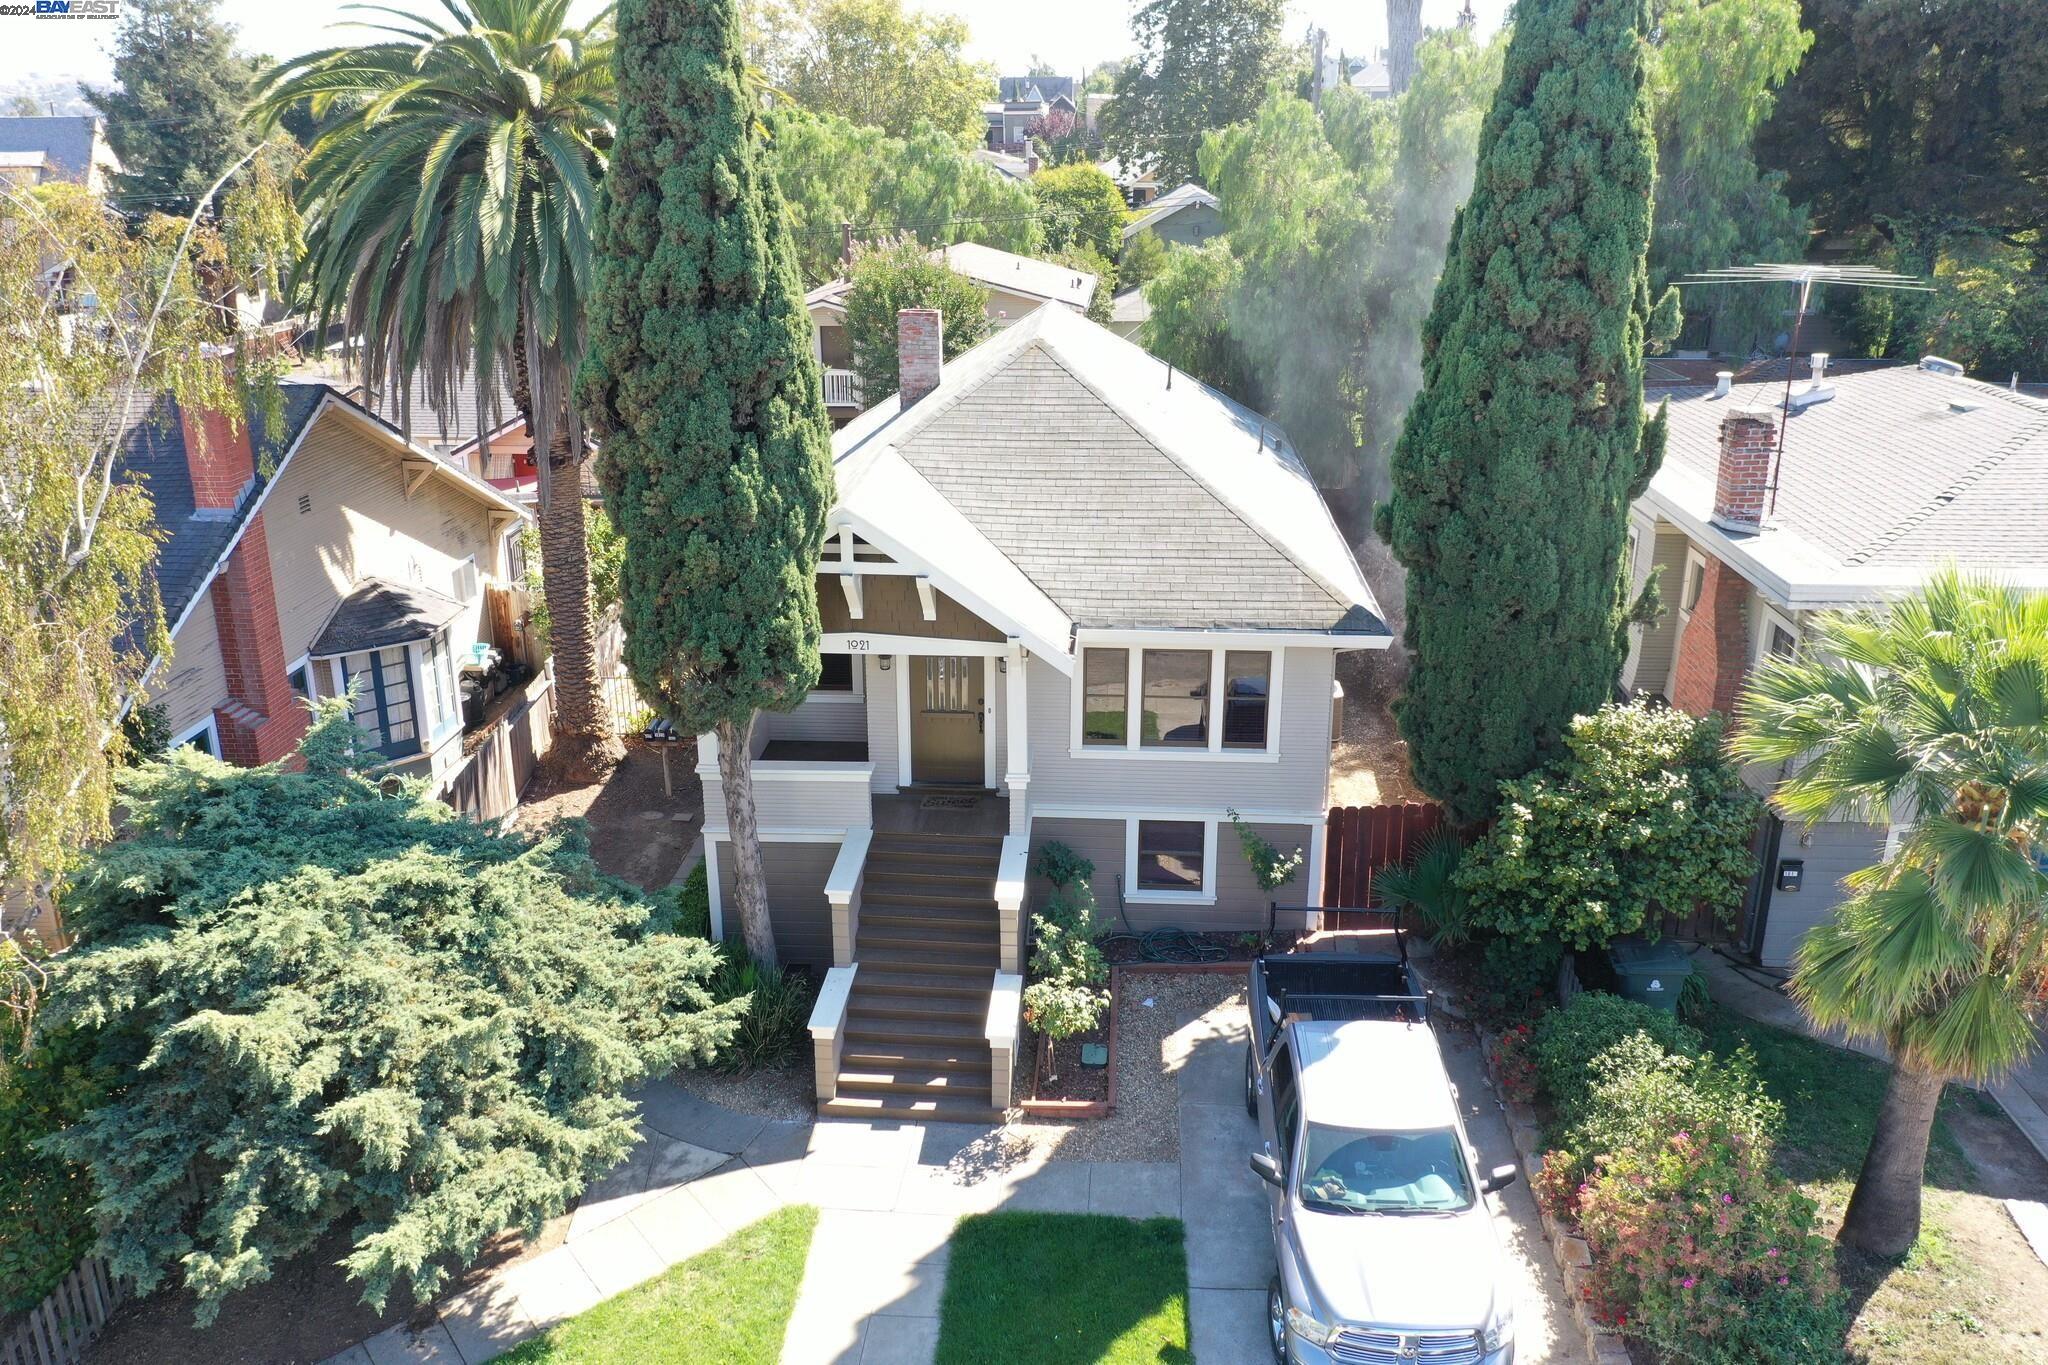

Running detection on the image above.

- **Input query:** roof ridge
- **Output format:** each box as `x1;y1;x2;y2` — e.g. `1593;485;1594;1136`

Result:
1025;331;1357;620
1843;408;2048;566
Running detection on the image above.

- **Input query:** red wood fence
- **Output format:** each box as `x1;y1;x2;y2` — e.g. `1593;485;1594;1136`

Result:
1321;802;1444;927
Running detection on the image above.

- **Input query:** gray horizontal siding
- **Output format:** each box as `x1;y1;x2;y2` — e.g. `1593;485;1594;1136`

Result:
761;676;868;744
716;838;837;973
1629;526;1692;696
867;661;901;791
1027;815;1317;934
1756;819;1886;969
1023;647;1334;817
700;767;871;835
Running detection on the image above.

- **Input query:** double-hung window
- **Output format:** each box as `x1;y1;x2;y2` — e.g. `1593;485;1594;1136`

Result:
1078;645;1277;755
339;646;421;759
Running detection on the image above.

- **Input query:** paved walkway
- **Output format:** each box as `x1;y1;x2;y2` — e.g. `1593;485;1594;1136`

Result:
324;983;1571;1364
1694;945;2048;1165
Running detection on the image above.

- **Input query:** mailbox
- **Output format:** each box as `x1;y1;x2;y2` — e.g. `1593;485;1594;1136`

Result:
1776;860;1804;892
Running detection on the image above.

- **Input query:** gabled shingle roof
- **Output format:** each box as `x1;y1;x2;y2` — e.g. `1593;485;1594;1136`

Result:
309;577;466;656
0;116;104;183
831;305;1387;646
1646;361;2048;598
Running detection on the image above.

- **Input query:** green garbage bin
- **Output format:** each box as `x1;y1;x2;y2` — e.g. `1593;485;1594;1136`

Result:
1607;938;1693;1013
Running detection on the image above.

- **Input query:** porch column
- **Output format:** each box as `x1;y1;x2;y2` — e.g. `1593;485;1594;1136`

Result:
1002;641;1029;836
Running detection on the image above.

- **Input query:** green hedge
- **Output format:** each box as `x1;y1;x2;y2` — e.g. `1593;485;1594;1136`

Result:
0;998;118;1313
1532;991;1701;1135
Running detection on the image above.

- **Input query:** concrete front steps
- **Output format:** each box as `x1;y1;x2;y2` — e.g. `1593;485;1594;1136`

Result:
822;831;1004;1123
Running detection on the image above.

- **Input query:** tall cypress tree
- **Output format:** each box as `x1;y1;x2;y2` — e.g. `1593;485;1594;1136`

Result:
1378;0;1677;827
578;0;835;967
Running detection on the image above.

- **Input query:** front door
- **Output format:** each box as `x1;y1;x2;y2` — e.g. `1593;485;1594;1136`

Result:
909;655;983;786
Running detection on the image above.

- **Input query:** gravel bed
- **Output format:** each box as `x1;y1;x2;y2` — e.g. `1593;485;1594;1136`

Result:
671;1061;814;1123
1007;970;1247;1164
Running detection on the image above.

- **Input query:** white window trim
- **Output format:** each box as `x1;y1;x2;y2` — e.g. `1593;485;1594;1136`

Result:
171;715;219;756
1069;642;1285;761
414;630;463;746
1678;547;1708;620
1754;605;1800;668
1124;816;1218;905
451;554;480;604
286;652;317;703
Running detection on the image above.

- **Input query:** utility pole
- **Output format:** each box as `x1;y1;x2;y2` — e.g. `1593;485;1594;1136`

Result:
1311;26;1327;114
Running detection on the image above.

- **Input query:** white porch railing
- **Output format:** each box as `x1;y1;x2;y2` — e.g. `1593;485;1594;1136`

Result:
821;368;861;408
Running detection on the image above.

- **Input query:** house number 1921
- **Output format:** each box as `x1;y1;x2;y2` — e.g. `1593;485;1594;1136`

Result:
842;638;870;651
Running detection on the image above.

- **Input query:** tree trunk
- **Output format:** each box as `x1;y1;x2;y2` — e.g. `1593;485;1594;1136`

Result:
509;313;619;781
715;713;778;968
1839;1057;1946;1258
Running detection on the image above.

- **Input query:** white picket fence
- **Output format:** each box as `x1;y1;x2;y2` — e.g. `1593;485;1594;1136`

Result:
2;1259;124;1365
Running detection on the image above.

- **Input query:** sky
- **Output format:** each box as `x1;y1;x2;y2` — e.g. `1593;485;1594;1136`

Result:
10;0;1511;92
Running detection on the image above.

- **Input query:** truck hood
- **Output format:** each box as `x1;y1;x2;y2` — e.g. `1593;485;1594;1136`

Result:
1291;1204;1504;1332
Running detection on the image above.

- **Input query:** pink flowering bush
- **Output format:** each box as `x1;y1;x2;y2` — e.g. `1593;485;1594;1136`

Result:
1487;1023;1540;1107
1563;1117;1843;1363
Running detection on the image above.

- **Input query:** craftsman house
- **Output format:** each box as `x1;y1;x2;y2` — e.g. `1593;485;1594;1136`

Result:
127;380;531;786
1623;354;2048;968
1122;183;1223;250
701;303;1389;1119
807;242;1099;423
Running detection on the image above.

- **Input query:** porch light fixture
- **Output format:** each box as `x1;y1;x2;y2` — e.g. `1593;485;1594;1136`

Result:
878;655;892;671
996;657;1007;674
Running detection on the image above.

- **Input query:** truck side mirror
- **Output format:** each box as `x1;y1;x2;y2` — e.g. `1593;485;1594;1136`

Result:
1480;1164;1519;1194
1250;1152;1285;1188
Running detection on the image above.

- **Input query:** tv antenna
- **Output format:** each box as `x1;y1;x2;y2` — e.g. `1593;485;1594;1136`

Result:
1675;263;1931;517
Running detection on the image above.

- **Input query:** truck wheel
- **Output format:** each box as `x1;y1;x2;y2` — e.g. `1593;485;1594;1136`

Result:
1267;1277;1288;1364
1244;1046;1258;1117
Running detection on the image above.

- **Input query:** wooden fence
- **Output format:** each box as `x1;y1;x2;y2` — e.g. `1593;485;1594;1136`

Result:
441;671;556;825
1321;801;1444;927
2;1259;123;1365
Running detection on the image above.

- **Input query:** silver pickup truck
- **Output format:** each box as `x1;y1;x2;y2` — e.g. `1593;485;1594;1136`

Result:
1244;945;1519;1365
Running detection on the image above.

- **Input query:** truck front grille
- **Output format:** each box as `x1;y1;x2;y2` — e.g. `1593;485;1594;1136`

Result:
1327;1327;1484;1365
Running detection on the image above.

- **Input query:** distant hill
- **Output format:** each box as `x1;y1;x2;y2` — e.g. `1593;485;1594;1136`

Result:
1;74;97;119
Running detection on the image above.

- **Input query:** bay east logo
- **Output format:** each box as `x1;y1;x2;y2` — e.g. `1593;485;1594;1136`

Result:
32;0;122;15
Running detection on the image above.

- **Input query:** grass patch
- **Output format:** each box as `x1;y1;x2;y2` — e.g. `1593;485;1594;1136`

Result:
494;1205;818;1364
936;1212;1190;1365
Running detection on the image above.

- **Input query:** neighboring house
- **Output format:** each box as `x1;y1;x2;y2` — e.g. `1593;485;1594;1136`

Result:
0;115;121;192
986;77;1077;152
1350;53;1393;98
970;147;1035;184
1099;156;1161;207
806;243;1100;423
126;380;531;786
701;302;1389;1118
1122;182;1222;250
1622;354;2048;968
1108;286;1150;340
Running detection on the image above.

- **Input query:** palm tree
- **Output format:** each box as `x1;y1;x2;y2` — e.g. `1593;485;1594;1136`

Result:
252;0;623;776
1732;568;2048;1257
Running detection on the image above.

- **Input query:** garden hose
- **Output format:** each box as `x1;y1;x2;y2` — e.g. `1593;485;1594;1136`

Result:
1102;876;1231;963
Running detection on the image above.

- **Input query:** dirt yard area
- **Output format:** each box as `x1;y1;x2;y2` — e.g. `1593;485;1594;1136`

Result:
514;736;702;891
1329;647;1426;807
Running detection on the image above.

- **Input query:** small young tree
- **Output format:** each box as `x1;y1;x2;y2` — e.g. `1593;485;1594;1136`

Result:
842;238;993;400
1022;843;1109;1090
1457;702;1761;949
1032;162;1127;260
579;0;837;968
44;707;740;1323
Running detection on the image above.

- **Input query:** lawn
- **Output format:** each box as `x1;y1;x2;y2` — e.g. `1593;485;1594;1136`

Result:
492;1205;818;1364
1701;1008;2048;1363
935;1212;1191;1365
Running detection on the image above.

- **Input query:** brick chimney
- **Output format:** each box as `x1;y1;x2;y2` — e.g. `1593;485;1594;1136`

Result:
898;308;943;407
1711;405;1777;535
179;392;257;518
1668;553;1751;718
208;513;308;767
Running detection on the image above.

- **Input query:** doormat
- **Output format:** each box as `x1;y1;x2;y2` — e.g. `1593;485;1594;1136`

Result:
919;794;980;811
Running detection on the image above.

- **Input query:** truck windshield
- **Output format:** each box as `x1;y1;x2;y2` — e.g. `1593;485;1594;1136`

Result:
1298;1125;1473;1213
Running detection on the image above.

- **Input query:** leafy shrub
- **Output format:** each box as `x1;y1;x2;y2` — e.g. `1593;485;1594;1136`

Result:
1;944;120;1313
1458;703;1763;949
1227;808;1305;894
671;859;712;940
1567;1116;1842;1362
707;951;816;1074
1533;991;1702;1133
1023;868;1109;1055
1461;932;1564;1029
1032;841;1095;891
1375;830;1470;946
1486;1022;1539;1107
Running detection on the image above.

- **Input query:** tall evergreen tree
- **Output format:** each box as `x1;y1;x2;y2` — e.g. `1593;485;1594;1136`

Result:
82;0;253;215
1100;0;1290;186
579;0;836;968
1377;0;1678;827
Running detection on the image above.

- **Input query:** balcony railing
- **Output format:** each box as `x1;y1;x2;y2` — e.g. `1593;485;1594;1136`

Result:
822;368;861;408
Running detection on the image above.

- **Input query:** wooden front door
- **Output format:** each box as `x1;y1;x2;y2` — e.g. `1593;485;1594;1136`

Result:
909;655;984;786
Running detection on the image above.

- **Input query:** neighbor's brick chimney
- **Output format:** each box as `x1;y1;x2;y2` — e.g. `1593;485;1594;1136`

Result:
1668;553;1751;718
208;513;308;767
1710;405;1777;535
898;308;944;407
179;393;258;517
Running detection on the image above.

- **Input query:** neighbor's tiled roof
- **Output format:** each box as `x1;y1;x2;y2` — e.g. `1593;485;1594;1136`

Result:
1650;362;2048;581
931;242;1097;309
1123;183;1219;239
0;116;101;182
832;304;1386;641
